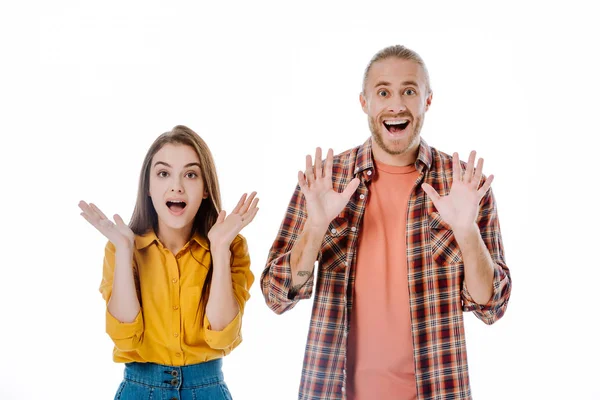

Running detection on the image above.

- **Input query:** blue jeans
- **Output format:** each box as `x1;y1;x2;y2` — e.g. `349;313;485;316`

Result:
114;358;233;400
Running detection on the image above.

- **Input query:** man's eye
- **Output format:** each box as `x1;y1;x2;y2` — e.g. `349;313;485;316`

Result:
378;89;389;97
405;88;416;95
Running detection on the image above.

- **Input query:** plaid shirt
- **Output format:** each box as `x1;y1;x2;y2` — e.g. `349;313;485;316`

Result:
260;138;511;400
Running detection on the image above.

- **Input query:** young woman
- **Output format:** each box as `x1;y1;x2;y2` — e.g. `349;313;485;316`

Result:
79;125;258;399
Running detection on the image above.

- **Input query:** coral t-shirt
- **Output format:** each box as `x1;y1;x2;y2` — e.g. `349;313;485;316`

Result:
346;160;419;400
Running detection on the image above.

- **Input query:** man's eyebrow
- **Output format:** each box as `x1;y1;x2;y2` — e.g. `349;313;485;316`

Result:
374;81;391;88
374;80;420;88
401;80;419;87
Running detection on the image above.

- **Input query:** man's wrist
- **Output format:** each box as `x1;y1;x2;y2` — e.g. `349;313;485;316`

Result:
453;223;480;245
305;219;328;240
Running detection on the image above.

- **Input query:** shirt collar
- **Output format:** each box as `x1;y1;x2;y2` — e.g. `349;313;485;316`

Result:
354;137;433;178
353;138;375;177
416;137;433;172
134;229;210;251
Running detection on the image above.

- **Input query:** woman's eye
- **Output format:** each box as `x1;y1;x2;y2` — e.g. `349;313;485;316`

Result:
186;172;197;179
158;171;168;178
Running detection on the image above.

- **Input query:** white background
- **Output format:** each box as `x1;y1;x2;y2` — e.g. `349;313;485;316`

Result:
1;1;599;399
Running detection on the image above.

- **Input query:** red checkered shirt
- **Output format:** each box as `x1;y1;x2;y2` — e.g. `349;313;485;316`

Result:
261;138;511;400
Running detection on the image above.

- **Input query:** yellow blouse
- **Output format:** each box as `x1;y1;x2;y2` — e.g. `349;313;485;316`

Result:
99;230;254;366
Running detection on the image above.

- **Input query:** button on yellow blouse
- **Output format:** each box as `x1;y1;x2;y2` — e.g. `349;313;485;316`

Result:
99;231;254;366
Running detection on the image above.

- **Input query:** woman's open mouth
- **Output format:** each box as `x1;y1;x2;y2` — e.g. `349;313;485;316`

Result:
166;200;187;215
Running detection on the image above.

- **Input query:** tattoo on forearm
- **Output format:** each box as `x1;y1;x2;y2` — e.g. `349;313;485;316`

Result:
297;270;311;277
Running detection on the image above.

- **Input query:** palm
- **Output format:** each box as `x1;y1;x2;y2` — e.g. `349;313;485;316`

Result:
432;181;480;228
299;148;360;231
422;151;494;232
78;201;134;249
304;182;351;225
208;192;259;249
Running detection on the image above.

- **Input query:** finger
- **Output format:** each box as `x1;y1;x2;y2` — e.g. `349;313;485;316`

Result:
477;174;494;198
452;153;461;182
80;212;107;233
324;148;334;181
242;197;260;219
422;183;441;203
342;178;361;201
90;203;109;220
78;201;97;217
464;151;476;183
298;171;308;192
473;157;484;187
305;155;315;185
241;206;260;226
78;200;90;211
231;193;247;214
314;147;323;180
80;211;97;226
79;203;100;225
238;192;257;215
249;196;259;210
114;214;127;227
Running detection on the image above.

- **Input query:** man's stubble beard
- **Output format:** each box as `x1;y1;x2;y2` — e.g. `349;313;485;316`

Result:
368;114;424;156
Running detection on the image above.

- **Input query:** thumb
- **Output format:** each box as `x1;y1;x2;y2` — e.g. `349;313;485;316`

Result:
114;214;126;226
342;178;361;200
421;183;440;202
216;210;226;224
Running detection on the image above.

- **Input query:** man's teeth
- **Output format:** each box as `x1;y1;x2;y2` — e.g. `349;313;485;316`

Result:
385;120;408;125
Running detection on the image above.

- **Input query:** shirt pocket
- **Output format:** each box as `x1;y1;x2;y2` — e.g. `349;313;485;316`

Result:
320;216;350;272
429;211;463;266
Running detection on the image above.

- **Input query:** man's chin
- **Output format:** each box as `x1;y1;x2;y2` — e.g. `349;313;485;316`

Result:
375;132;415;155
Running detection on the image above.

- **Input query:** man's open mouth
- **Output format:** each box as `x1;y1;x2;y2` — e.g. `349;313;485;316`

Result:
166;200;187;212
383;119;410;133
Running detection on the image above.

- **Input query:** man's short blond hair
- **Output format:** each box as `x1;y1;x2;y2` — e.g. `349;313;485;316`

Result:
362;45;432;95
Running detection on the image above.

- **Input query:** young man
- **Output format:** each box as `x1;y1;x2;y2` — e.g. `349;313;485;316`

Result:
261;45;511;400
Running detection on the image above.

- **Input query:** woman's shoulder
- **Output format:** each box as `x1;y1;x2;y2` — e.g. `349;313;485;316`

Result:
229;234;248;254
103;230;156;254
231;233;246;245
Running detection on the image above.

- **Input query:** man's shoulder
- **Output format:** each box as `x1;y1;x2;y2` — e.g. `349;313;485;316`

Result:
330;142;367;179
332;144;361;163
427;143;469;171
429;144;452;162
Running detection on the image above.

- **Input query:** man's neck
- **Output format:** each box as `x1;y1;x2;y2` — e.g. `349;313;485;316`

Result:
371;140;419;167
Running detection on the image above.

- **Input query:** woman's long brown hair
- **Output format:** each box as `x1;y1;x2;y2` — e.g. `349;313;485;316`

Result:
129;125;222;320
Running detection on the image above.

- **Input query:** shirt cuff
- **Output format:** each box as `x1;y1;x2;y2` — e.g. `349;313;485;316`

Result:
462;284;495;311
105;308;144;340
203;310;242;350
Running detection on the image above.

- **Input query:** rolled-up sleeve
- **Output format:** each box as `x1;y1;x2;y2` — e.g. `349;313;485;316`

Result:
261;185;315;315
99;241;144;351
204;235;254;351
461;187;512;325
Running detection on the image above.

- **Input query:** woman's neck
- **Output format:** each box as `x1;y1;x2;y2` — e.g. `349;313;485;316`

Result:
156;223;193;255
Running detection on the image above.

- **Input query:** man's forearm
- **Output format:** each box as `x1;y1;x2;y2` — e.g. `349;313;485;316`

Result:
290;222;326;290
454;223;495;305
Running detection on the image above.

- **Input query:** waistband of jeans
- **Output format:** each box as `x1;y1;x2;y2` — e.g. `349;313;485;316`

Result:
123;358;224;389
